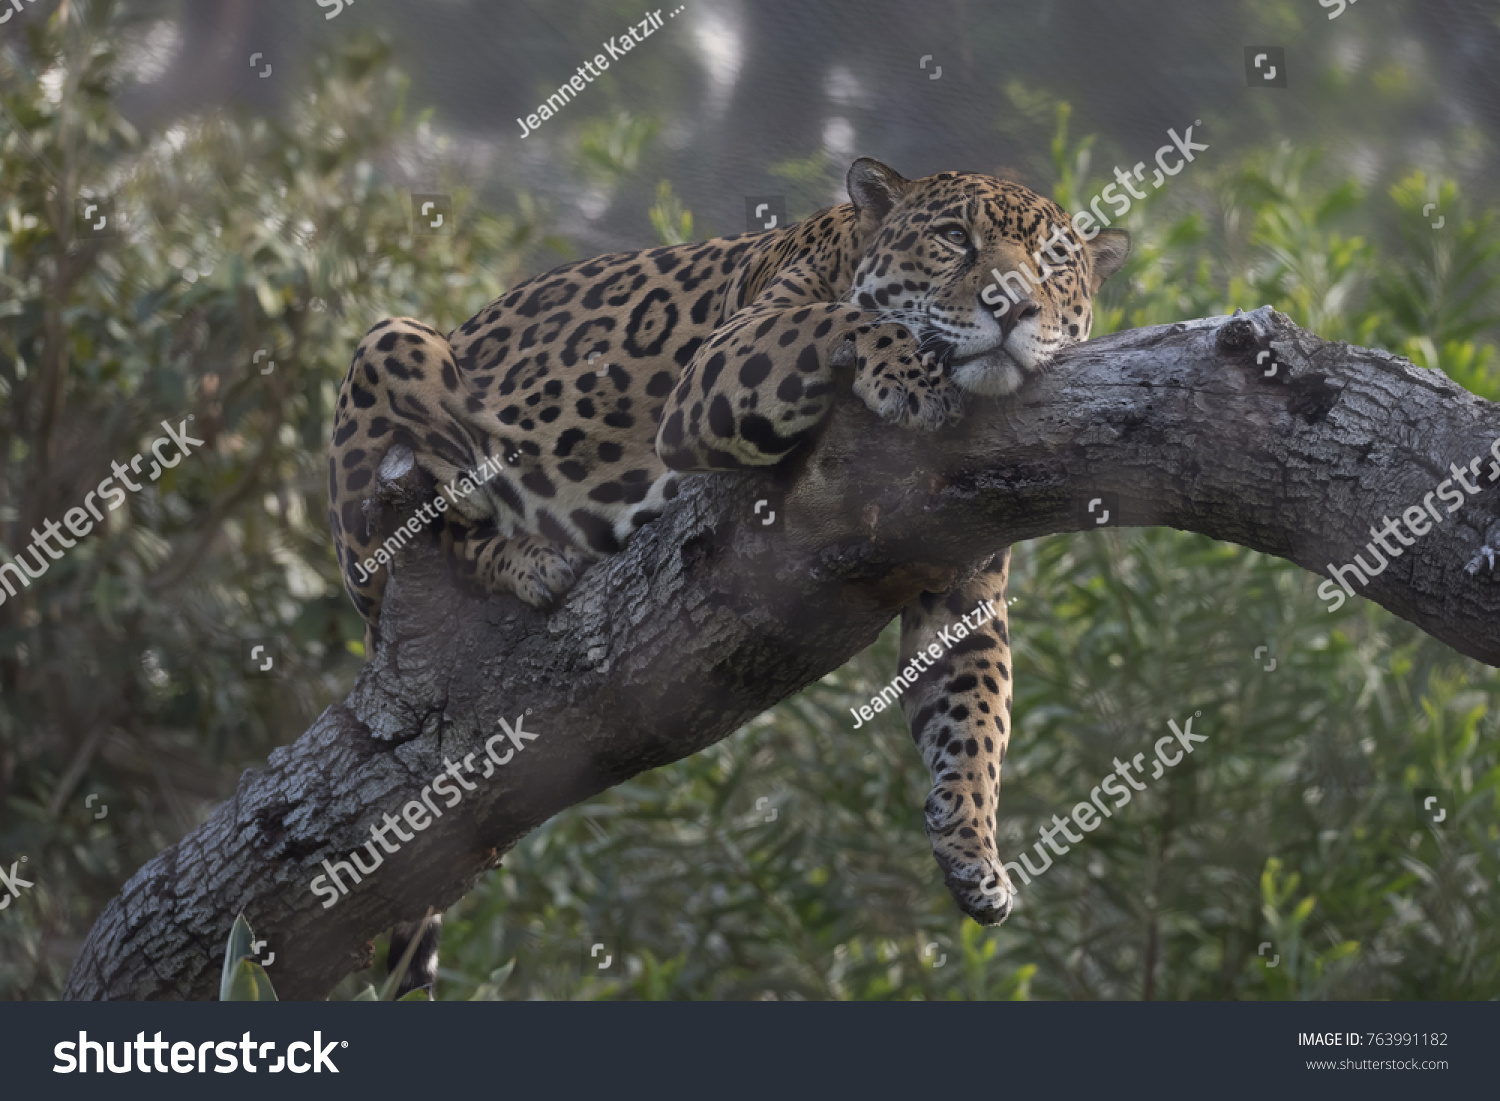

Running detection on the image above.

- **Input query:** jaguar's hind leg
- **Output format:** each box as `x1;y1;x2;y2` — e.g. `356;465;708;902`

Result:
448;520;591;610
898;549;1016;924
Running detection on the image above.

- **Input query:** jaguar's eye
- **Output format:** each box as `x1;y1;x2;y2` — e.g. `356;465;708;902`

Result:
937;225;969;248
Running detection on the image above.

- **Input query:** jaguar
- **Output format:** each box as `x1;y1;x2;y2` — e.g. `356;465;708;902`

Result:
328;157;1130;993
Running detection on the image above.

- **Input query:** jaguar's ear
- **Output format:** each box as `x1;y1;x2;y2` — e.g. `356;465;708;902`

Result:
1086;228;1131;292
847;158;912;237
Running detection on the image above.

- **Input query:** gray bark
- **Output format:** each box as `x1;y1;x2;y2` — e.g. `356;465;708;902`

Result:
62;306;1500;1000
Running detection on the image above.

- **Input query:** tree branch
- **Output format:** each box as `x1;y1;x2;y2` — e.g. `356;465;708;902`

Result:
62;307;1500;1000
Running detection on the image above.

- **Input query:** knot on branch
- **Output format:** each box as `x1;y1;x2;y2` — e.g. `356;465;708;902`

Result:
369;444;427;516
1216;315;1259;353
359;442;447;579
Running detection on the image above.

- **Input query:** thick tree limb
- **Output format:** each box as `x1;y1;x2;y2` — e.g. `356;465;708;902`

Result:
63;307;1500;1000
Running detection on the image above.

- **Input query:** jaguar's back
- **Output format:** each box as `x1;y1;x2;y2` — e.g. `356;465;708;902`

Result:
328;204;864;640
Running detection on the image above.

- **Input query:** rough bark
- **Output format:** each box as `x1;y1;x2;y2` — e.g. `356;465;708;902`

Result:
63;306;1500;1000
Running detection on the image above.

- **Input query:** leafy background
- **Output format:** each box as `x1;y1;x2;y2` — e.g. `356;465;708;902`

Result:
1;0;1498;1000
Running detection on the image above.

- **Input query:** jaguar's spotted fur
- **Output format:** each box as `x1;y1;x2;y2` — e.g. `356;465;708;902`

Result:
330;158;1129;993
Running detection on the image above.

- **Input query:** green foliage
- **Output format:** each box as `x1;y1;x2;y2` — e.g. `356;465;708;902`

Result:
577;111;660;183
768;149;846;221
466;960;516;1001
648;180;692;246
1045;109;1500;399
1373;173;1500;395
218;910;444;1001
1257;858;1360;1001
220;914;276;1001
220;912;257;997
0;11;551;999
223;958;279;1002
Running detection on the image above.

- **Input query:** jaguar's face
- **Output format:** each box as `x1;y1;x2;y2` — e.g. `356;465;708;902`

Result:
846;159;1130;396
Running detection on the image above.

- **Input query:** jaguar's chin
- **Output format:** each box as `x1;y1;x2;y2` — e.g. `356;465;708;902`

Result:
947;349;1031;396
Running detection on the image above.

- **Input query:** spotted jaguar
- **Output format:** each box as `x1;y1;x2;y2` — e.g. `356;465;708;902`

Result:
329;157;1130;992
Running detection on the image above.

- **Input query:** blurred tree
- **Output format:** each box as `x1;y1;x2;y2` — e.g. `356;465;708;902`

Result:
0;7;556;998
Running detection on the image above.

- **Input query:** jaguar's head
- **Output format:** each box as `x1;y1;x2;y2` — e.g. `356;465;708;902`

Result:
845;157;1130;396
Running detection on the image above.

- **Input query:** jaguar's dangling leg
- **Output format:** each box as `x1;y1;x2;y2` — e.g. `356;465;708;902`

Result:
897;549;1016;923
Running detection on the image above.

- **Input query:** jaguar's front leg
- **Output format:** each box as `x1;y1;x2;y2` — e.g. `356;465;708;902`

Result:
655;302;962;473
845;332;965;432
899;549;1016;923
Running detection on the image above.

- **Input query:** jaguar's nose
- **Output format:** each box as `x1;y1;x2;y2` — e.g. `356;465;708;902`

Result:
998;296;1041;341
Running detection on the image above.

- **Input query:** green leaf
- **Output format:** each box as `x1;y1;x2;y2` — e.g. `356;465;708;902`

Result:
220;913;256;1001
224;959;279;1002
468;959;516;1001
